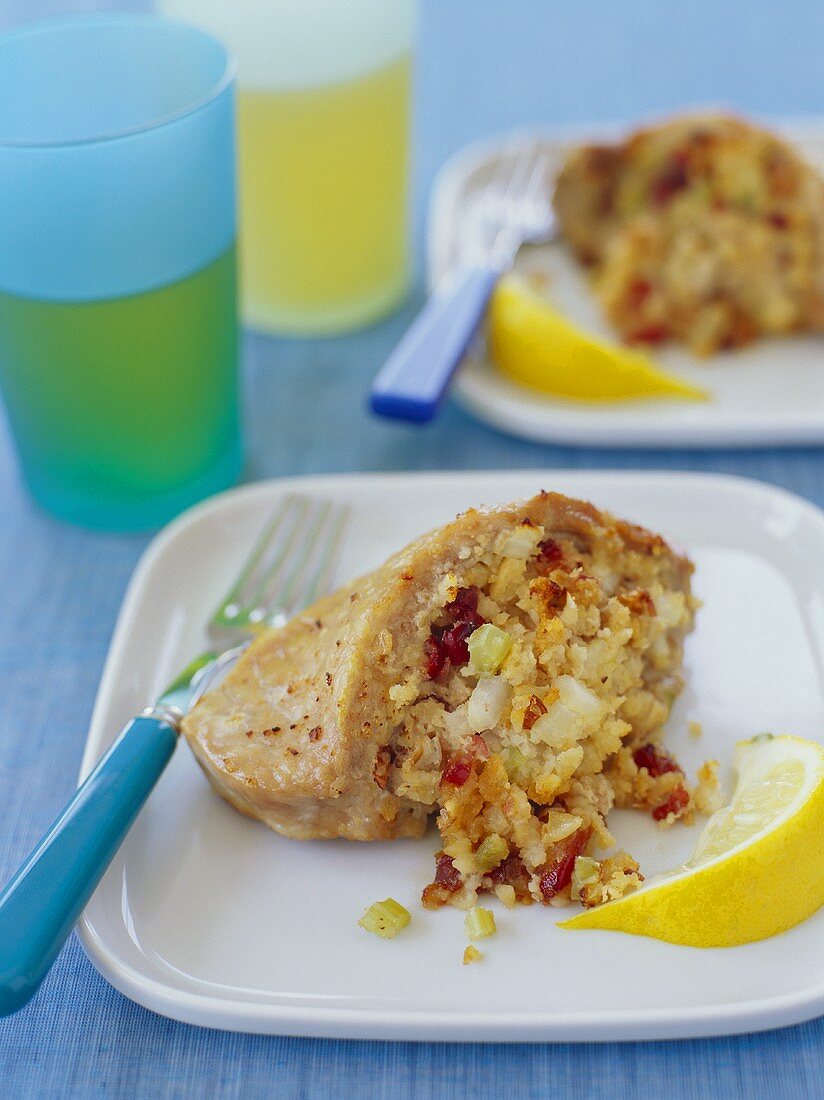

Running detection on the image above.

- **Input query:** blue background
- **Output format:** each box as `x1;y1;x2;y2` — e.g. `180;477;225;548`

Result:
2;1;824;1096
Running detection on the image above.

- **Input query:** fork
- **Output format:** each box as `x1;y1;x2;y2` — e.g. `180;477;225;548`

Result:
369;139;555;423
0;493;349;1016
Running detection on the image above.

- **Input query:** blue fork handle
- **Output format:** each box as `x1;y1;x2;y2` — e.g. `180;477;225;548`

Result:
0;714;179;1016
370;265;500;423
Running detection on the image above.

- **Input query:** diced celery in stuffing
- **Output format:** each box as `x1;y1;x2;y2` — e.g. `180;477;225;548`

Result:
570;856;600;901
475;833;509;872
465;906;497;940
502;746;530;786
358;898;411;938
468;624;512;673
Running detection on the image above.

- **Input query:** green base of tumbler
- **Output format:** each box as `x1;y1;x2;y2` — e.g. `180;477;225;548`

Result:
22;439;244;533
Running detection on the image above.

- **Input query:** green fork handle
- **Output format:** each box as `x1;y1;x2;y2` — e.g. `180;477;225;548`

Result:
0;711;179;1016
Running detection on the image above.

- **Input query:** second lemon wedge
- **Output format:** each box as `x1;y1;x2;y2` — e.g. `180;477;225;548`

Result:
559;735;824;947
488;275;707;403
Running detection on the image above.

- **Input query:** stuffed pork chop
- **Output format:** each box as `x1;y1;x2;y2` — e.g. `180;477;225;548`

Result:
183;492;706;910
553;113;824;356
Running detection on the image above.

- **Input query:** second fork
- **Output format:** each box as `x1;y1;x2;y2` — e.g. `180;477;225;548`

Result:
369;139;554;424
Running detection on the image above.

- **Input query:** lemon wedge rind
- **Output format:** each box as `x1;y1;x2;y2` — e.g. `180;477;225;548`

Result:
558;735;824;947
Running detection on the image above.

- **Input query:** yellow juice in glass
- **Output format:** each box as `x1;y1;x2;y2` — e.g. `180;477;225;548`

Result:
160;0;416;334
238;54;411;334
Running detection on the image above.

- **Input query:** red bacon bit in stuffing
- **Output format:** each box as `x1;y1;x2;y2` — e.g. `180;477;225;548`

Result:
424;586;486;678
424;635;447;679
434;852;462;891
653;785;690;821
626;278;653;308
486;853;533;901
440;752;474;787
438;620;477;666
536;538;564;570
627;323;670;345
421;852;464;908
650;155;689;205
445;585;482;621
440;738;488;786
538;827;592;903
633;743;680;777
522;694;548;731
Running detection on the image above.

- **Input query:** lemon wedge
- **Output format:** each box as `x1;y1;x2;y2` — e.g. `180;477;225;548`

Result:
559;735;824;947
488;275;707;403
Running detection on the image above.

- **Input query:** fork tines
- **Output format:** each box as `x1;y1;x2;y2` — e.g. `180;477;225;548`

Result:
212;494;350;633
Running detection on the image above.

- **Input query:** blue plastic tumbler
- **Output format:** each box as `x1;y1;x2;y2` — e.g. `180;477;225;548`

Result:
0;15;242;530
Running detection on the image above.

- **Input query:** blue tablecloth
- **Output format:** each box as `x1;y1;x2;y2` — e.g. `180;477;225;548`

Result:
3;2;824;1096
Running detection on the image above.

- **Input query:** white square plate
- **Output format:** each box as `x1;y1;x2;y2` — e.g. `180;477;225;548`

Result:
428;118;824;448
79;470;824;1039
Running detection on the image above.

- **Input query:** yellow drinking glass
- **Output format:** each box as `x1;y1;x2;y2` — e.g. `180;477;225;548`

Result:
162;0;415;335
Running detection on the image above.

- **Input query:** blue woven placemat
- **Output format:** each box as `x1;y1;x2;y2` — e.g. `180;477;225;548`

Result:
3;0;824;1095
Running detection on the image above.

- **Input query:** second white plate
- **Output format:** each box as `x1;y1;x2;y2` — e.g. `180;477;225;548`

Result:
428;119;824;448
78;470;824;1039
